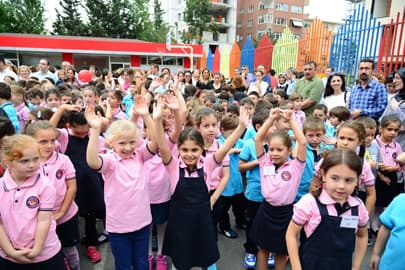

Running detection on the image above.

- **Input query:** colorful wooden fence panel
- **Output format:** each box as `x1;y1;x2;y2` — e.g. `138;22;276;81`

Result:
229;42;241;71
297;18;333;75
241;38;255;72
200;51;207;70
213;48;221;73
272;27;299;73
330;5;384;85
220;45;230;78
377;7;405;76
206;49;213;72
254;33;274;72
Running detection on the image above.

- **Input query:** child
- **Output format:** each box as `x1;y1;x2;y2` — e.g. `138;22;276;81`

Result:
158;104;250;270
105;90;126;121
0;82;20;133
218;113;246;238
286;148;369;270
0;135;67;269
295;116;327;202
45;89;61;112
26;121;81;270
370;193;405;270
370;115;404;232
11;85;30;132
0;117;15;176
85;96;158;270
289;93;306;129
251;108;307;270
328;106;351;136
27;88;45;108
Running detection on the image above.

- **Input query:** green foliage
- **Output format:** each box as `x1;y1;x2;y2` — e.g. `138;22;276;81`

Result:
182;0;211;44
52;0;86;36
0;0;45;34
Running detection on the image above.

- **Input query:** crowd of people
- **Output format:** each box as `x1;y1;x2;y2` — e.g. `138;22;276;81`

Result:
0;56;404;270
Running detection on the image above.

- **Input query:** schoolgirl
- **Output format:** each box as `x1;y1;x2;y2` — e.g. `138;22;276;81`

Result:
85;96;159;270
26;121;81;270
10;85;30;132
44;88;61;112
158;106;250;270
286;148;369;270
251;108;307;270
105;90;126;121
0;135;67;270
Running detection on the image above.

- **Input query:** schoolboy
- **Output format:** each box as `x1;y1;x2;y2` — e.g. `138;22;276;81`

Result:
0;82;20;133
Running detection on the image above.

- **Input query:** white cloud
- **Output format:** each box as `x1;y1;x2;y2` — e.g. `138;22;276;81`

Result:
305;0;348;23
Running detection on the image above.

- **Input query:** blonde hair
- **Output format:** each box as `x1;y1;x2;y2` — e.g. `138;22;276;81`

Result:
104;120;140;142
0;134;38;162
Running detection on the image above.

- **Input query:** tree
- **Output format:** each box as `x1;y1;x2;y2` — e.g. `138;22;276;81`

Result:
52;0;86;36
182;0;211;44
146;0;170;43
0;0;45;34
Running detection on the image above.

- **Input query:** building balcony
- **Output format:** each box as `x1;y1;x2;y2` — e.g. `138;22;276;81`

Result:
202;31;229;44
210;0;231;13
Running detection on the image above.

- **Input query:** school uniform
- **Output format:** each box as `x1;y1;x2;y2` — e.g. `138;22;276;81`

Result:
250;154;305;254
162;155;220;270
112;107;127;120
293;110;306;129
41;151;79;247
98;143;155;270
0;170;66;269
15;103;30;132
373;136;405;207
293;190;369;270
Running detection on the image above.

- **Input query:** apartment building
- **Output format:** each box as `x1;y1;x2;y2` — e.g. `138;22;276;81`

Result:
236;0;309;46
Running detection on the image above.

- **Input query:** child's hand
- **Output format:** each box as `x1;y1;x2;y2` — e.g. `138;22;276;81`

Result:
281;109;293;120
269;107;282;119
153;96;165;120
378;163;398;172
323;136;336;145
165;93;179;110
53;211;64;222
27;247;42;259
239;106;250;127
84;104;102;130
9;248;32;263
61;103;82;112
380;175;391;186
132;96;149;116
369;253;380;270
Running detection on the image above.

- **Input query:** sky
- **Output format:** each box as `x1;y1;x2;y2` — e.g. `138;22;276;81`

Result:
43;0;349;32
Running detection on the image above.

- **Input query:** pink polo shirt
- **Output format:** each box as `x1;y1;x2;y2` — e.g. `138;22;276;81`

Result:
57;128;106;154
204;139;230;190
15;103;30;132
258;154;306;206
165;154;220;194
112;107;127;120
293;110;306;129
41;151;78;225
98;143;155;233
375;136;405;174
0;170;60;263
145;136;176;204
292;190;369;238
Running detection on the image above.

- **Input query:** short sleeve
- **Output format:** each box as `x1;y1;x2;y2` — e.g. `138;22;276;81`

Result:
292;194;318;226
39;179;56;211
98;154;116;175
62;155;76;180
57;128;69;153
379;195;402;229
357;199;369;228
360;162;375;187
239;141;252;161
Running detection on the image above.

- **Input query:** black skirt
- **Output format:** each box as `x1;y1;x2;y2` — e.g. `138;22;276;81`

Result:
250;201;293;254
375;170;402;207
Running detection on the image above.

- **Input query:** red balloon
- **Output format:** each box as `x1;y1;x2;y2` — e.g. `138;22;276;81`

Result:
78;70;92;83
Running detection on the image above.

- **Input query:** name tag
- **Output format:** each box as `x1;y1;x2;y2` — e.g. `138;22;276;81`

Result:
263;165;275;176
340;216;359;229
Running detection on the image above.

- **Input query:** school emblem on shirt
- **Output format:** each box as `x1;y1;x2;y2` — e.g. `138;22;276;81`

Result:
26;196;40;209
281;171;292;181
55;169;64;179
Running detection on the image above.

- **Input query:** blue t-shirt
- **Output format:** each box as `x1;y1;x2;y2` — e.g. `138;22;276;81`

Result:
218;135;244;196
122;94;134;118
1;101;20;133
239;138;263;202
378;194;405;270
242;125;256;141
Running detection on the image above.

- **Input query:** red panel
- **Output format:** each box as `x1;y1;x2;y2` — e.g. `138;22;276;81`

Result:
184;57;191;69
62;53;73;64
0;34;203;55
213;48;220;73
131;55;140;67
254;33;274;72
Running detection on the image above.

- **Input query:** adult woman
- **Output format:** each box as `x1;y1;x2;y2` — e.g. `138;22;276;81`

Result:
184;70;193;86
381;67;405;149
65;68;80;86
17;65;31;80
323;73;349;111
231;75;248;102
247;70;269;96
196;68;213;90
212;72;223;93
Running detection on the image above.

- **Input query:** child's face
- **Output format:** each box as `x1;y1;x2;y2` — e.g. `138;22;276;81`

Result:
128;84;137;95
199;93;207;103
385;82;396;94
322;164;358;204
178;139;204;169
268;137;291;165
6;147;40;182
11;93;22;105
242;104;254;117
248;94;258;105
46;94;61;108
329;115;340;127
336;127;361;151
274;117;290;131
365;127;376;145
35;129;57;159
108;92;120;108
109;133;138;159
380;122;400;143
84;90;96;106
313;109;327;122
29;96;42;106
57;71;65;80
293;99;303;110
61;95;72;104
162;108;174;129
197;114;218;144
305;129;325;148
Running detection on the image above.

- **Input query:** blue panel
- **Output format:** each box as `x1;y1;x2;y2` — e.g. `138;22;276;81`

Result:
206;49;213;72
241;37;255;71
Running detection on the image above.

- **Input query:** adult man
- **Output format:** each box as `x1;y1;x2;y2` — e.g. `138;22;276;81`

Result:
0;58;18;82
241;65;255;85
348;59;387;121
291;61;324;116
31;58;58;82
286;67;298;96
322;66;334;87
192;69;200;86
256;64;271;84
149;63;159;80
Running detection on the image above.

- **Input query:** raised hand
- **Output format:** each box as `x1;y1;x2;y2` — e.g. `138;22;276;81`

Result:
239;106;250;127
165;93;179;110
153;96;165;120
269;107;282;119
84;103;102;130
132;96;149;116
281;109;293;120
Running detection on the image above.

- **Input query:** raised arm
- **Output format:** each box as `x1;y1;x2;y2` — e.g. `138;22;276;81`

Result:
132;96;158;154
214;106;249;163
255;108;280;157
49;103;82;127
153;96;172;164
283;110;307;161
168;87;187;142
84;104;103;170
